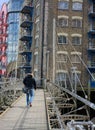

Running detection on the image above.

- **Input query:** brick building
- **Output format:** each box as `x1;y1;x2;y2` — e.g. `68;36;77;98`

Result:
18;0;95;93
31;0;89;88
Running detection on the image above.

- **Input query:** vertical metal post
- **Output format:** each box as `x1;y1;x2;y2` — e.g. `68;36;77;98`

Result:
53;18;56;83
46;50;49;80
74;70;77;94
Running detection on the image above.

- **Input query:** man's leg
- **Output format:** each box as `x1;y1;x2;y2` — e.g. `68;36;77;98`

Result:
26;93;29;106
29;89;34;106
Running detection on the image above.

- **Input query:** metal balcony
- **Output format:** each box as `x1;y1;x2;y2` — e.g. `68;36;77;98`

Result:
19;50;31;55
20;21;33;28
2;22;8;27
88;43;95;52
0;33;8;37
89;0;95;3
20;34;32;42
20;63;31;73
88;11;95;18
21;4;34;17
88;61;95;72
88;30;95;38
0;43;7;48
20;42;32;49
92;0;95;3
90;80;95;88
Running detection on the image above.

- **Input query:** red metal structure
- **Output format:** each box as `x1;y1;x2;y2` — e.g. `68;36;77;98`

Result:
0;3;8;76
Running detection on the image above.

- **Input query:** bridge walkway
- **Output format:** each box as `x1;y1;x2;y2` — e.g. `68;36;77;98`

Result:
0;89;48;130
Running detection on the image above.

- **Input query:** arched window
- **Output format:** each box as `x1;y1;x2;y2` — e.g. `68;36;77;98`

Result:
57;51;68;62
56;71;67;81
72;19;82;28
71;34;82;45
58;35;68;44
71;52;81;63
72;36;82;45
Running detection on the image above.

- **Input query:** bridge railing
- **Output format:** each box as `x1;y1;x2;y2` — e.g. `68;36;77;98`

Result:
45;81;95;129
0;78;23;113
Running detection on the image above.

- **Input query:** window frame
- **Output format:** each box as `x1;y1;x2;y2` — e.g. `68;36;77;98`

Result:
58;1;69;10
35;21;39;32
56;72;67;81
72;36;82;45
58;35;68;44
34;53;38;65
71;53;81;63
72;2;82;11
72;19;82;28
58;17;68;27
57;53;68;63
36;5;40;16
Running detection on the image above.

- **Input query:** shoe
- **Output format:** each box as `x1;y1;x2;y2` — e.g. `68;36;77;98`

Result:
30;103;32;107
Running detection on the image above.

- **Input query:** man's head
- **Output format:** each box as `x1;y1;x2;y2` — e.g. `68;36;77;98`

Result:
31;73;34;77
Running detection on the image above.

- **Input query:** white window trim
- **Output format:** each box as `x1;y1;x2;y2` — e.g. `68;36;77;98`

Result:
58;15;69;19
58;0;69;1
35;35;39;39
35;18;40;23
34;69;38;71
34;51;38;55
72;16;82;19
58;33;68;36
58;35;68;44
36;3;40;8
57;53;68;63
72;0;83;2
57;51;68;54
56;70;68;73
71;51;81;55
71;52;81;63
58;17;68;27
71;34;82;37
71;35;82;45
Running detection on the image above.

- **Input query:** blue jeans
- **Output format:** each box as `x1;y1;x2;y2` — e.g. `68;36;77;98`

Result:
26;89;34;106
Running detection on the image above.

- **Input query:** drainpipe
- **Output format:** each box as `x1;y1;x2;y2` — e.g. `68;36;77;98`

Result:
41;0;45;86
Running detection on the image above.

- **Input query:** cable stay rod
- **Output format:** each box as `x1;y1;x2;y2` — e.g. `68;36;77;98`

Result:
53;83;95;110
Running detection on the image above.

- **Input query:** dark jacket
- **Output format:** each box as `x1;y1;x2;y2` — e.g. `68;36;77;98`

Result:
23;74;36;90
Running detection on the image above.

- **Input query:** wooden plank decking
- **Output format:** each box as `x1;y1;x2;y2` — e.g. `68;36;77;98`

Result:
0;89;48;130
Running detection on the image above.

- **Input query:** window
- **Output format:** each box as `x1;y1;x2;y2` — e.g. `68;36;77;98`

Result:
58;1;69;10
56;72;67;81
58;35;67;44
72;2;82;11
71;53;81;63
35;21;39;32
36;5;40;16
34;70;38;79
71;71;81;85
34;53;38;64
72;19;82;28
57;53;67;62
35;37;39;47
58;18;68;27
72;36;81;45
89;38;95;49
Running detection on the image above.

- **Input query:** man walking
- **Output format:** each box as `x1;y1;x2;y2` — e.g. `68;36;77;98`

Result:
23;73;36;107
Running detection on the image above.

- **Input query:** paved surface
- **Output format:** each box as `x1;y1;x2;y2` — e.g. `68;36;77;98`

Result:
0;89;48;130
